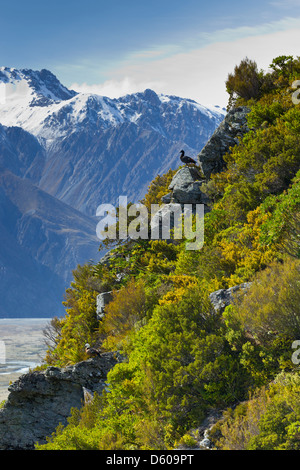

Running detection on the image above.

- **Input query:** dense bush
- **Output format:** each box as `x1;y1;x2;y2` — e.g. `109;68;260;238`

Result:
212;372;300;450
227;258;300;345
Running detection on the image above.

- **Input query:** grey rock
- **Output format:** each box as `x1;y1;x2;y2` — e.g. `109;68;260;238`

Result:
168;167;208;205
197;106;250;179
169;166;203;191
150;203;183;241
199;437;211;449
209;282;252;313
151;166;210;242
96;291;113;320
0;353;122;450
172;181;209;205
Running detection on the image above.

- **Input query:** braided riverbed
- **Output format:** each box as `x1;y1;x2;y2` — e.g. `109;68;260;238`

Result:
0;318;50;401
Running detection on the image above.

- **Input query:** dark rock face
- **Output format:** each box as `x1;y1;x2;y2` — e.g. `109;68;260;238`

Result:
197;106;250;179
0;353;121;449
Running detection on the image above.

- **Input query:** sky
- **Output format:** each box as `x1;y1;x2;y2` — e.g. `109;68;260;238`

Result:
1;0;300;107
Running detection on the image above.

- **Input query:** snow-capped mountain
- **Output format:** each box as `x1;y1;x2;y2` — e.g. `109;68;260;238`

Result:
0;67;223;143
0;67;225;316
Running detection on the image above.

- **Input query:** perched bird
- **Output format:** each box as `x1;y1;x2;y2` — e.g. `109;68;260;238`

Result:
179;150;196;165
85;343;101;357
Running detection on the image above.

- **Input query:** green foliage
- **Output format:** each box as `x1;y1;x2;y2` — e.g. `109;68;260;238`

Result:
44;264;99;366
269;55;300;79
98;278;149;351
222;257;300;390
39;286;252;450
259;171;300;258
141;168;177;211
226;55;300;109
247;101;286;129
213;372;300;450
227;258;300;346
206;107;300;218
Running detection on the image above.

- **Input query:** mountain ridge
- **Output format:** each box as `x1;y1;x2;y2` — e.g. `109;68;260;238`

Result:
0;66;225;316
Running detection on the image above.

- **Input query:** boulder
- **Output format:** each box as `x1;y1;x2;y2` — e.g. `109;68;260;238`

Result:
96;291;113;320
0;353;122;450
209;282;252;313
150;203;183;240
168;166;208;205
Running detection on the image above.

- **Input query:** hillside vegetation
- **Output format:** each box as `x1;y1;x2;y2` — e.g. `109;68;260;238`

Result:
37;56;300;450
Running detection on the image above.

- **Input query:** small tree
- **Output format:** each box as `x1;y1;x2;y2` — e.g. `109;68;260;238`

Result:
269;55;294;77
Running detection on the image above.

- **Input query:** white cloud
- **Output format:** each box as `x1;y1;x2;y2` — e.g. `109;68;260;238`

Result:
269;0;300;9
71;76;166;98
71;17;300;107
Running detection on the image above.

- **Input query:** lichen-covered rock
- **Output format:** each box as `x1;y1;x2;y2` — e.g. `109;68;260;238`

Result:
96;291;113;320
0;353;122;450
151;166;209;242
197;106;250;179
168;166;208;205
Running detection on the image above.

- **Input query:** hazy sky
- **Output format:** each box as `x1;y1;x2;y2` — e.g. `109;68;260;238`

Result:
1;0;300;106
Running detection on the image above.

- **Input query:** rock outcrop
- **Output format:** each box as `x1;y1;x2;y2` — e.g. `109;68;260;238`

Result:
209;282;252;314
0;353;122;450
151;166;209;241
151;107;250;242
96;291;113;320
197;106;250;179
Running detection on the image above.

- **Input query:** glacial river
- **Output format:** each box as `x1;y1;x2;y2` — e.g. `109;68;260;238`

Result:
0;318;51;401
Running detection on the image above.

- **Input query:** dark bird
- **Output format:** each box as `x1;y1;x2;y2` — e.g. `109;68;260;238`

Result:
179;150;196;165
85;343;101;357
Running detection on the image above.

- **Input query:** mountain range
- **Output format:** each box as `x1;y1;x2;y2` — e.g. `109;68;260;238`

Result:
0;67;225;317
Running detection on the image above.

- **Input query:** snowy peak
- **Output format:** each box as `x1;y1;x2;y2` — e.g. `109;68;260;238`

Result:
0;67;77;107
28;68;77;105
